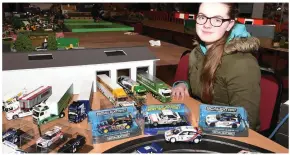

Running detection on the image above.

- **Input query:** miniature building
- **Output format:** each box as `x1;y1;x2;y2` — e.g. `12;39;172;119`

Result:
2;47;159;94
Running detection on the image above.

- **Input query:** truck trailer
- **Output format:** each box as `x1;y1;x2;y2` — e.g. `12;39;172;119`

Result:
137;72;171;103
32;83;73;125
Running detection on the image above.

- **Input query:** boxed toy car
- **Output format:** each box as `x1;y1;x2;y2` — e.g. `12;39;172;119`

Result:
198;104;249;137
88;106;141;144
2;119;35;154
141;103;191;135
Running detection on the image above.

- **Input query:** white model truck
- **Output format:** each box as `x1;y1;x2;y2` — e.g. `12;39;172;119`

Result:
2;88;30;112
33;83;73;125
148;110;183;127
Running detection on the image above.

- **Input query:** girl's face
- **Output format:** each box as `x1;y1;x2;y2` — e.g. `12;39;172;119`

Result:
196;3;235;44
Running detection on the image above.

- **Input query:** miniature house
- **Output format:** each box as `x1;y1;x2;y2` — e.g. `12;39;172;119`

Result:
2;46;159;95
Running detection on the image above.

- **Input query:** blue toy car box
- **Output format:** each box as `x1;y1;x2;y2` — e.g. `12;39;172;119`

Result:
199;104;249;137
88;106;141;143
141;103;191;135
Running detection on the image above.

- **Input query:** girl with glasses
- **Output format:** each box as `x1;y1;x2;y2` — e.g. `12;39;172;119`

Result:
172;3;261;131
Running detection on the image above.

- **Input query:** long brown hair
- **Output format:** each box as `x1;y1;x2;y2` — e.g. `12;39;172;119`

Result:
200;3;237;103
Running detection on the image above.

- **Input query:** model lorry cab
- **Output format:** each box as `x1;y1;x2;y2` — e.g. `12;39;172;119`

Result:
97;74;135;107
3;88;30;112
117;76;147;98
137;73;171;103
68;81;93;123
33;83;73;125
148;110;182;126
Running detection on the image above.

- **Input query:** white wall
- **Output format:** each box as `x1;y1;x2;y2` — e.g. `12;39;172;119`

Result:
2;60;156;95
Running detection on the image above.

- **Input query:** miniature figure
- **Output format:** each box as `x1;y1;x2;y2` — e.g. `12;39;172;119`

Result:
164;126;202;143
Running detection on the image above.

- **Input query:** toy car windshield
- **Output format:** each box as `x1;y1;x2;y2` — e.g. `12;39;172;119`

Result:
173;128;181;134
42;135;52;140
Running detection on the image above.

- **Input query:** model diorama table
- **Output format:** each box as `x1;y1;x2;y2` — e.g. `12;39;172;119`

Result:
2;92;288;153
64;20;134;32
63;31;189;66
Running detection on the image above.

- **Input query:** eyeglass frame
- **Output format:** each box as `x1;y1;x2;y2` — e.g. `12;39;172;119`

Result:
196;14;232;27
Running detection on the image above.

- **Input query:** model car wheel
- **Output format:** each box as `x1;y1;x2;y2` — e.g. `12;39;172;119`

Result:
232;124;238;128
170;138;176;143
194;138;200;144
153;122;158;127
210;122;215;127
73;147;77;153
103;129;109;134
14;137;18;143
125;125;131;129
13;115;19;119
59;112;65;118
172;121;177;126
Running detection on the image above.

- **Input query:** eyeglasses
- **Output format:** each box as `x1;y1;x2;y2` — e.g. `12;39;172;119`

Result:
196;15;231;27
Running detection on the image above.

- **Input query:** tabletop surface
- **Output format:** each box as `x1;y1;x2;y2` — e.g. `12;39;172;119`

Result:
3;92;288;153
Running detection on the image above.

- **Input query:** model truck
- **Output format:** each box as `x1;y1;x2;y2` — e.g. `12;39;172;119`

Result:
57;135;86;153
97;74;135;107
33;83;73;125
2;88;30;112
137;72;172;103
68;81;93;123
5;86;52;120
117;76;147;108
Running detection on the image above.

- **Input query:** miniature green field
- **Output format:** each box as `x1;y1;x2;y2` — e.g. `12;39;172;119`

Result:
65;22;134;32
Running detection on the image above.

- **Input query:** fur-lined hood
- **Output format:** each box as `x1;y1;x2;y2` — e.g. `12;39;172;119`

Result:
193;36;260;56
224;37;260;55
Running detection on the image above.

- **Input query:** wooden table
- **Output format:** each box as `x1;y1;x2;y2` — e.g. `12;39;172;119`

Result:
4;92;288;153
63;31;189;66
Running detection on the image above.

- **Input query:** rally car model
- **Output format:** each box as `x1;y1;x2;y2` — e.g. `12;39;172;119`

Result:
147;110;183;127
206;113;241;128
2;128;25;144
136;142;163;153
58;135;86;153
97;115;133;134
2;140;27;154
164;126;202;143
36;126;64;149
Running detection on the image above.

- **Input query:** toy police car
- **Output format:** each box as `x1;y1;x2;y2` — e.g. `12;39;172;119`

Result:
97;115;133;134
58;135;86;153
148;110;182;127
206;113;241;128
136;142;163;153
164;126;202;143
36;126;64;149
2;128;25;144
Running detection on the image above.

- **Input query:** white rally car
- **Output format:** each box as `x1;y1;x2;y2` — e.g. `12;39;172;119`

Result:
206;113;241;128
148;110;182;127
36;126;64;148
164;126;202;143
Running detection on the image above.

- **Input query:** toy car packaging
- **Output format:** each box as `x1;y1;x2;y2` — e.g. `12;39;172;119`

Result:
141;103;191;135
88;106;141;144
198;104;249;137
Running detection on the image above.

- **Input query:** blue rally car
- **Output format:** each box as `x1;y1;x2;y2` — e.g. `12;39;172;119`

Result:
136;143;163;153
2;128;25;144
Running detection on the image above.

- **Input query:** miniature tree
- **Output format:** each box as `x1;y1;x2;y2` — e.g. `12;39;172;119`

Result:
12;17;24;30
14;34;33;52
47;34;58;50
